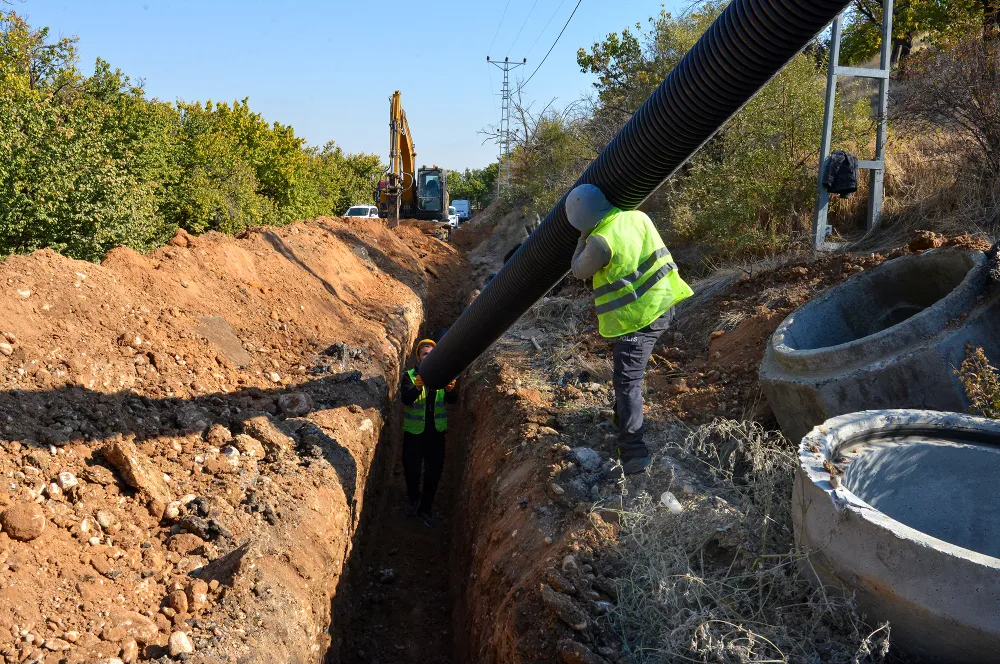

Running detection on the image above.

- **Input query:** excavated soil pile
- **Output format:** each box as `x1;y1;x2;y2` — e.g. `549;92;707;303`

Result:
0;217;460;664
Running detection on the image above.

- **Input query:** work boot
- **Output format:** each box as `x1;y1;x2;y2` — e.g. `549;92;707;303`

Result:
620;455;651;475
619;441;651;476
417;509;436;529
406;498;420;517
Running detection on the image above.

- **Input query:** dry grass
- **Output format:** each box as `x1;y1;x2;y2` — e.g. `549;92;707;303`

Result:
606;420;890;664
515;295;619;384
851;131;1000;253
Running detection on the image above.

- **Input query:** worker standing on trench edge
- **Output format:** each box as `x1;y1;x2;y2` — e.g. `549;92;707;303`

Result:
400;339;457;528
568;184;694;475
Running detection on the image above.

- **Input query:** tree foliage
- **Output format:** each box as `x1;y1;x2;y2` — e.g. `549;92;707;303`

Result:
509;110;594;214
661;51;870;256
576;6;716;146
0;10;382;262
840;0;985;66
446;163;498;210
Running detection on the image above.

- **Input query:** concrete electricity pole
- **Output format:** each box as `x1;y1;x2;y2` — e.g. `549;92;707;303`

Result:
487;56;526;197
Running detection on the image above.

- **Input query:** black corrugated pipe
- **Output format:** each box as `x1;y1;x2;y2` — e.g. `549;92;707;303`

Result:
420;0;852;389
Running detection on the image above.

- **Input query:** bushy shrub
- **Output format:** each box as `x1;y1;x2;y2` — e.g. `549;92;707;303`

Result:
504;1;871;260
661;52;871;257
894;34;1000;178
0;10;383;262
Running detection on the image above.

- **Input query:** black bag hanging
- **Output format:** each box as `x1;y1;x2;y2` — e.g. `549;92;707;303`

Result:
823;149;859;197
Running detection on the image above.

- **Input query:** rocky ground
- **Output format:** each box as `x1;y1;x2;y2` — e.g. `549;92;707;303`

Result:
0;203;986;664
0;218;460;664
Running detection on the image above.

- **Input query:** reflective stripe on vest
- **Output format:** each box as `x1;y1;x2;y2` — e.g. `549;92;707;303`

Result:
590;209;693;338
594;259;679;315
403;368;447;434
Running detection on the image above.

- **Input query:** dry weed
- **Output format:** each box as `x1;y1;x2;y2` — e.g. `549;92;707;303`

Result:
852;131;1000;253
607;420;890;664
958;345;1000;419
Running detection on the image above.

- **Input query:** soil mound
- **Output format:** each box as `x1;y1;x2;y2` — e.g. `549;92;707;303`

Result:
0;218;458;663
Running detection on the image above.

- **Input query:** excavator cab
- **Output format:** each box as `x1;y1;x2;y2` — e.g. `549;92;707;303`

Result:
416;166;448;221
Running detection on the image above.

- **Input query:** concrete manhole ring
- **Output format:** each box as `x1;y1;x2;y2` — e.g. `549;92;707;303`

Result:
760;248;1000;441
794;409;1000;663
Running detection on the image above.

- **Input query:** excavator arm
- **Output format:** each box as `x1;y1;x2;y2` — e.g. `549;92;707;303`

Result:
381;90;417;227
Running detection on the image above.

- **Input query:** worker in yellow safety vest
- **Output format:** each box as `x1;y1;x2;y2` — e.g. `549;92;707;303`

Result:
568;184;693;475
400;339;457;527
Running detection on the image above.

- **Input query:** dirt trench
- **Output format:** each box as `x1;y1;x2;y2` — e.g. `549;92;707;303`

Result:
0;217;496;664
331;229;471;664
0;213;618;664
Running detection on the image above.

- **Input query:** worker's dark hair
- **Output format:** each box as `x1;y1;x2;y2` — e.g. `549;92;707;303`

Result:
503;243;521;264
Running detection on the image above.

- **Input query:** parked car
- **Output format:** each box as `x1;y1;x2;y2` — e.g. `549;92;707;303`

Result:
452;199;471;221
344;205;379;218
447;206;460;227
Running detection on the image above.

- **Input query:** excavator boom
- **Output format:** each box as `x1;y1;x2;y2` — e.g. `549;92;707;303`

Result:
382;91;417;227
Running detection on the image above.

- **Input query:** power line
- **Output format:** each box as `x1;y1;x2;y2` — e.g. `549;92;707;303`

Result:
527;0;567;57
508;0;540;56
488;0;513;55
520;0;583;90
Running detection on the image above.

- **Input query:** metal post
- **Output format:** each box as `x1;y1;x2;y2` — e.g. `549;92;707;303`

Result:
812;13;843;249
812;3;893;248
868;0;894;231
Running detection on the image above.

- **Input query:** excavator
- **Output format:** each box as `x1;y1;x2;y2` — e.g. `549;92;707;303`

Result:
376;90;449;227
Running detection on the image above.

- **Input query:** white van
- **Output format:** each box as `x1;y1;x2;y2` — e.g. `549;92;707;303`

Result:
452;200;471;221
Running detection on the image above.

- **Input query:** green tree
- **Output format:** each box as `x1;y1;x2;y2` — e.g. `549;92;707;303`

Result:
0;9;386;261
840;0;983;65
446;163;499;210
577;4;718;145
509;112;593;213
299;141;383;216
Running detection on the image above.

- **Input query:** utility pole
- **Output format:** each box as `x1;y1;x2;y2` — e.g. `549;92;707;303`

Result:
487;56;526;197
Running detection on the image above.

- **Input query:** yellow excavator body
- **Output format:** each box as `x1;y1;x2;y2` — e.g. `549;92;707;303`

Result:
378;91;448;227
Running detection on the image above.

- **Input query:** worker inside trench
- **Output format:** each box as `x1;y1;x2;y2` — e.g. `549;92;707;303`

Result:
329;241;476;664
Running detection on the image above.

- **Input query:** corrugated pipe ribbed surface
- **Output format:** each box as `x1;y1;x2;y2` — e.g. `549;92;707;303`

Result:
419;0;853;389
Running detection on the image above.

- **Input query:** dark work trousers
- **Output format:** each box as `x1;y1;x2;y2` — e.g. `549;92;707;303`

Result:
612;310;673;460
402;430;445;512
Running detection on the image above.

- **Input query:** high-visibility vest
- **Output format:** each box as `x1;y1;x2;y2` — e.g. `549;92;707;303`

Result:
590;208;693;338
403;368;448;434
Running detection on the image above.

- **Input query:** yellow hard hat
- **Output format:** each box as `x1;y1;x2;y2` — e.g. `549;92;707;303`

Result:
416;339;436;352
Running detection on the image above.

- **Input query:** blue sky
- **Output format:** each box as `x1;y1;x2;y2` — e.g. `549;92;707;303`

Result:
16;0;682;171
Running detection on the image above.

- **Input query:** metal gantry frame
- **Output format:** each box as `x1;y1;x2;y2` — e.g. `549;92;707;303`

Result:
812;0;894;249
487;56;526;196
